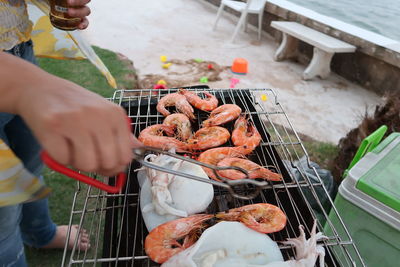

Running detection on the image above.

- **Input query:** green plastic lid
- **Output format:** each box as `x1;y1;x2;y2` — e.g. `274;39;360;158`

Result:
356;133;400;213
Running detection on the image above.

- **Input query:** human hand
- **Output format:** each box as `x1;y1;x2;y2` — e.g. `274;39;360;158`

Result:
17;76;141;177
67;0;91;30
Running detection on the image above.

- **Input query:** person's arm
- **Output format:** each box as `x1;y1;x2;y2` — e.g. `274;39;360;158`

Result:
0;52;140;176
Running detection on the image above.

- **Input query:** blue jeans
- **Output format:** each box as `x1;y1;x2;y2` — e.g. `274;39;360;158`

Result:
0;41;57;267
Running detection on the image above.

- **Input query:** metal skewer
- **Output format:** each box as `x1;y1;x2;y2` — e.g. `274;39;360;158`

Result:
132;146;270;200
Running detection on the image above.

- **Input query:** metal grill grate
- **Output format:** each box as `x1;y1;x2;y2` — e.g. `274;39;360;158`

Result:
61;88;364;266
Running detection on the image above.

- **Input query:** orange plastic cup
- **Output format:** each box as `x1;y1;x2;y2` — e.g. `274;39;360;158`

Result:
231;58;248;74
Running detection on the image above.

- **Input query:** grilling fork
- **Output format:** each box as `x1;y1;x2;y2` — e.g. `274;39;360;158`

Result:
41;146;270;200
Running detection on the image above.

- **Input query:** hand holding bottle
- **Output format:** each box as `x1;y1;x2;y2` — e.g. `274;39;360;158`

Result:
49;0;91;31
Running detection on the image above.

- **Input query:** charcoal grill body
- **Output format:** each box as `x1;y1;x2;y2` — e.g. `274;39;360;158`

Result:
62;87;363;267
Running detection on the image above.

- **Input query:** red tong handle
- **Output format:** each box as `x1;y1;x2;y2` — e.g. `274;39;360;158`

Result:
41;151;127;194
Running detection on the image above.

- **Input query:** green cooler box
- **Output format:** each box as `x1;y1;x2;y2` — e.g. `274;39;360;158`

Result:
325;133;400;267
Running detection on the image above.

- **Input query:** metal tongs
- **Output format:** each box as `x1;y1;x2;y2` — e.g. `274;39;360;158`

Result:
133;146;270;200
41;146;270;199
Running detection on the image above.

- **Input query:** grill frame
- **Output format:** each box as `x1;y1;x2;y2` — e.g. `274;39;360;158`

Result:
61;87;364;267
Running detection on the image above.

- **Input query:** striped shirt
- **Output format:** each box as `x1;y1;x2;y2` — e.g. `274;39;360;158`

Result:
0;0;33;50
0;139;50;207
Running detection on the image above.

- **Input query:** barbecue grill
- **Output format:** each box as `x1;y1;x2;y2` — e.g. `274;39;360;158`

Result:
61;87;365;266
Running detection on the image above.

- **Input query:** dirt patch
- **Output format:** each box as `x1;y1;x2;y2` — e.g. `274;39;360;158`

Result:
335;81;348;90
324;81;349;90
139;59;229;89
250;40;262;46
331;92;400;183
117;53;139;88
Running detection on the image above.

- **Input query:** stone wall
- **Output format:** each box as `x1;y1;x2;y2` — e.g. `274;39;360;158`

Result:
204;0;400;95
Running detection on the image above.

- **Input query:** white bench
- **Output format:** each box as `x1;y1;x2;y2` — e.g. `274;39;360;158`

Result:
271;21;356;80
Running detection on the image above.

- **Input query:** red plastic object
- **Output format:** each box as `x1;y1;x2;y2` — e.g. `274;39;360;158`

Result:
231;58;248;74
41;151;126;194
208;64;214;70
230;78;240;89
153;84;167;90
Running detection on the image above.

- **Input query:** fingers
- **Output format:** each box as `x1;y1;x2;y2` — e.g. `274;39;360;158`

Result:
42;110;101;173
68;6;91;18
131;134;143;148
116;114;135;165
38;113;72;166
67;110;133;176
67;0;91;8
40;134;71;166
78;17;89;30
93;107;135;176
68;129;99;173
66;0;90;29
28;78;136;176
92;123;121;173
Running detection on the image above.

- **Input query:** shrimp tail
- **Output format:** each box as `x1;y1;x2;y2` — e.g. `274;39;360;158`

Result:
160;125;176;136
157;104;171;117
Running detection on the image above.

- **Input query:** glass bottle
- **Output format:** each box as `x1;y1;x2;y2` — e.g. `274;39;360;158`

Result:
49;0;81;31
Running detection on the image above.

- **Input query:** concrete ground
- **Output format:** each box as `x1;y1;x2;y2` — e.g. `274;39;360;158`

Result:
83;0;382;144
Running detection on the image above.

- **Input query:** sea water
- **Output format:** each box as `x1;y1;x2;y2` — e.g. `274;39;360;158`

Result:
288;0;400;41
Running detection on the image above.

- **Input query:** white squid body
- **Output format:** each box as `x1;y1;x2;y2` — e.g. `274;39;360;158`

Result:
162;221;326;267
138;153;214;232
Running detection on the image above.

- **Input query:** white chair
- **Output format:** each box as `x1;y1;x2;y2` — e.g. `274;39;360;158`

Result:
212;0;268;43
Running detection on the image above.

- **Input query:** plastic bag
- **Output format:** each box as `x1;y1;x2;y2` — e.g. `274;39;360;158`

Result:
284;156;337;222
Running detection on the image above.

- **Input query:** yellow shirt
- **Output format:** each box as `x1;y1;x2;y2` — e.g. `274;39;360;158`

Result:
0;139;50;207
0;0;33;50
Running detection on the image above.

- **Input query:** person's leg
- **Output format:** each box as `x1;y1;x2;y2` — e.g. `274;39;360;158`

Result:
5;115;59;248
0;205;27;267
0;113;28;267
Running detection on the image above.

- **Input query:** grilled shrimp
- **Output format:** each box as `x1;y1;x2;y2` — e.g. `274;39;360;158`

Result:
157;93;195;120
216;203;287;234
145;214;213;263
145;204;286;263
187;126;230;150
203;104;242;127
138;124;188;152
232;115;262;151
163;114;192;141
197;146;251;180
179;89;218;111
217;157;282;181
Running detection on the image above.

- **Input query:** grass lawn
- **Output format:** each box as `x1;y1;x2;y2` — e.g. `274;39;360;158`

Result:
24;46;338;266
302;140;338;170
38;46;138;97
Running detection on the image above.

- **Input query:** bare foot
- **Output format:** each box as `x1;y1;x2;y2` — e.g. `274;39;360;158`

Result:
42;225;91;250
